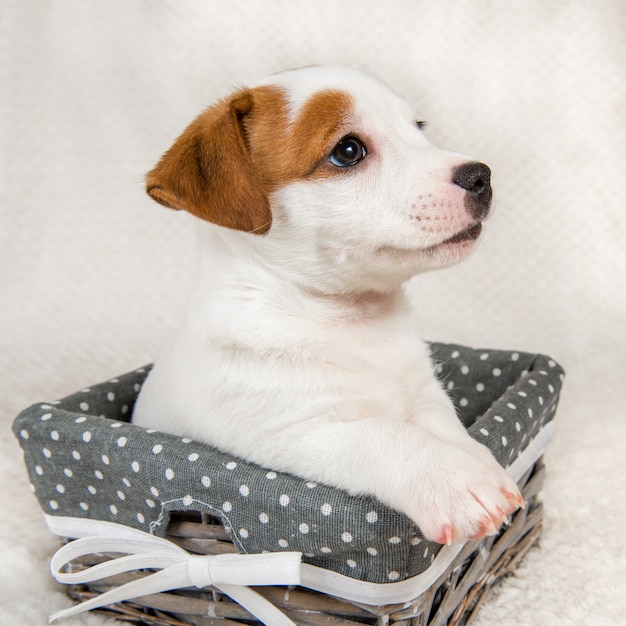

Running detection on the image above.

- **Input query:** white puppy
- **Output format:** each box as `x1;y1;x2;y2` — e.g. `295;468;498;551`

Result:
133;66;523;544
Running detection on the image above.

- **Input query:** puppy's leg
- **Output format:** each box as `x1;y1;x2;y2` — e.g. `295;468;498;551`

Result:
407;379;525;543
262;401;522;544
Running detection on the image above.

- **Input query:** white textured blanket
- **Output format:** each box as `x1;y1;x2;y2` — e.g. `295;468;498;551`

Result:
1;1;624;624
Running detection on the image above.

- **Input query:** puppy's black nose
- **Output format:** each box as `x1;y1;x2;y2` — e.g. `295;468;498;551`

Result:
453;162;492;220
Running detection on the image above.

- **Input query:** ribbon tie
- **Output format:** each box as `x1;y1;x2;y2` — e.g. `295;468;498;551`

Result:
49;529;302;625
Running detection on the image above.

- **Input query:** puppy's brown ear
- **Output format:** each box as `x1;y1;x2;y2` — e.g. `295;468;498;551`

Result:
146;90;271;235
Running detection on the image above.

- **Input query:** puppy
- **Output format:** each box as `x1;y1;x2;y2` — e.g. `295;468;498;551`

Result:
133;66;523;544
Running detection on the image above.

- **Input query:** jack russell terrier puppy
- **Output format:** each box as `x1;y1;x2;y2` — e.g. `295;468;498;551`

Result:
133;66;523;544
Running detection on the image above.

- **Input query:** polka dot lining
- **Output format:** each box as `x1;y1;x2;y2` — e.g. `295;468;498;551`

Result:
12;343;564;584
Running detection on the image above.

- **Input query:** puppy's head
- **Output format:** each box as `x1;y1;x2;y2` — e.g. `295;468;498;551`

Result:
147;66;492;291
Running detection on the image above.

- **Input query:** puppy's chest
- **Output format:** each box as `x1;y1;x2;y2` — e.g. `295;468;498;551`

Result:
318;322;428;419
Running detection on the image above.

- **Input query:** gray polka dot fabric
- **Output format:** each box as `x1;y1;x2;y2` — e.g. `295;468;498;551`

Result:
12;343;564;584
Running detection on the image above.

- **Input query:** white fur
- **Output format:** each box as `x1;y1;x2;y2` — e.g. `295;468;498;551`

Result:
133;66;521;543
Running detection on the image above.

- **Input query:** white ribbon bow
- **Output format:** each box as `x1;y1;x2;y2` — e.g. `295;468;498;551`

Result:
49;530;302;625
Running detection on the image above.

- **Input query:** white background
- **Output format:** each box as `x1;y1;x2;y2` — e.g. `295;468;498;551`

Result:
1;1;624;623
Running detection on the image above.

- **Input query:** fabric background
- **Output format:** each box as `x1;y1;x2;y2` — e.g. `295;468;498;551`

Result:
1;1;624;624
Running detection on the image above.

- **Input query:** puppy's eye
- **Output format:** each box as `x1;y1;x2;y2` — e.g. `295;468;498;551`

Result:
329;136;367;167
415;120;427;131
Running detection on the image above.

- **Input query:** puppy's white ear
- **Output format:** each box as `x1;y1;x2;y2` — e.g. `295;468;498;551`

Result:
146;90;272;235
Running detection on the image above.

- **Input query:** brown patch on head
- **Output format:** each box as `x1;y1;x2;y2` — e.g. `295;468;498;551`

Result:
146;85;353;234
244;88;354;192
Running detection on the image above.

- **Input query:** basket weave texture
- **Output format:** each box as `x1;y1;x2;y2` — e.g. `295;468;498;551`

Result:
12;343;564;624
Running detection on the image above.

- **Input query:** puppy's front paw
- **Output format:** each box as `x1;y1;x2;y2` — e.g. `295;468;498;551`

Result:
410;440;524;544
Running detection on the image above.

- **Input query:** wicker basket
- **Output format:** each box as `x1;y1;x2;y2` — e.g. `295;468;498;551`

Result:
60;458;544;626
13;343;564;625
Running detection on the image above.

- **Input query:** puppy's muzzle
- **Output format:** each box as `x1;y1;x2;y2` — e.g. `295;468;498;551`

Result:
453;162;492;220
